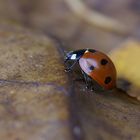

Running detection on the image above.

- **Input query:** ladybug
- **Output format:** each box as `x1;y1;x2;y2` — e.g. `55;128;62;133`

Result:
64;49;117;90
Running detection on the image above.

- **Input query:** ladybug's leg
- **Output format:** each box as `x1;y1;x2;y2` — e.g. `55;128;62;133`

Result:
81;70;94;91
81;70;90;89
64;58;69;63
65;60;78;72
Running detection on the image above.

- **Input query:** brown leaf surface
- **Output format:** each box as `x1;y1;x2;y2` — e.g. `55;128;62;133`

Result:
72;82;140;140
0;22;73;140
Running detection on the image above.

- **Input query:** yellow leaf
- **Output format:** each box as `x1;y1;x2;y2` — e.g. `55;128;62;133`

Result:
109;40;140;101
110;40;140;88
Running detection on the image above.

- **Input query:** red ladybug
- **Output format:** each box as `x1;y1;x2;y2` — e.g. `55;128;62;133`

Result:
64;49;116;90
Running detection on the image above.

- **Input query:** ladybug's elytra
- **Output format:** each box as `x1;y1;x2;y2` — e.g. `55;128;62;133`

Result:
64;49;117;90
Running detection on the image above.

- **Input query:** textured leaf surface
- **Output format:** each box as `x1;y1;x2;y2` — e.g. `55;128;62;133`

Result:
0;23;73;140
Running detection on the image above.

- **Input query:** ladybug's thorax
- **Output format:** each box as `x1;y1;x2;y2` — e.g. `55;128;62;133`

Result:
68;49;87;60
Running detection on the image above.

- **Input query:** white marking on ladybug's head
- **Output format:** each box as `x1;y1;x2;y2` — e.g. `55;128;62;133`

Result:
71;54;77;60
85;49;89;53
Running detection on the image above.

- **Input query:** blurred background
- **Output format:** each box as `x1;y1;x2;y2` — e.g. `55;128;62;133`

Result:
0;0;139;51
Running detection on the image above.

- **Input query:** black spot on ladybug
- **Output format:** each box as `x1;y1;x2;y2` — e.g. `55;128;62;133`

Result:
101;59;108;65
104;76;111;84
89;66;94;71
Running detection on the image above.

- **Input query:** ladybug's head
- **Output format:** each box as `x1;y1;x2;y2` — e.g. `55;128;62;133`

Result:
64;51;75;62
64;49;87;62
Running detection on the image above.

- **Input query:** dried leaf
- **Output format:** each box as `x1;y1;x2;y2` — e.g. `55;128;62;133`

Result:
0;22;72;140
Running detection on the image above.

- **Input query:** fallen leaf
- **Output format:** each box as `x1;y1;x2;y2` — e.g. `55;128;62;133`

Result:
110;39;140;100
0;22;73;140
